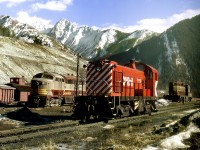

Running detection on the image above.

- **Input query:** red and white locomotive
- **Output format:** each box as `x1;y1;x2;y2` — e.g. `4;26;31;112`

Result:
28;72;86;107
73;59;158;120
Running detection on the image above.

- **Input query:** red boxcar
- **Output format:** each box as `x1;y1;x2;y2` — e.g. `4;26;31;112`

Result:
74;59;158;120
0;85;15;104
7;77;31;104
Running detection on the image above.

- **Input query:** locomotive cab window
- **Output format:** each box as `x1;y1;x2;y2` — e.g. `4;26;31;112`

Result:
147;70;152;79
66;79;74;84
155;73;158;80
55;78;64;82
33;73;43;78
137;64;145;71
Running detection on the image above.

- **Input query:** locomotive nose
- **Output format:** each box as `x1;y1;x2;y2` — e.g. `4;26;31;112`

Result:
31;80;48;95
31;80;42;87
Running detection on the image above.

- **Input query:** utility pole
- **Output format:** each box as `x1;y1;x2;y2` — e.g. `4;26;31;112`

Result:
75;53;79;97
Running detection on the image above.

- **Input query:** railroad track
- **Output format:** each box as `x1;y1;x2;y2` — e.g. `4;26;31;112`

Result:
0;102;199;146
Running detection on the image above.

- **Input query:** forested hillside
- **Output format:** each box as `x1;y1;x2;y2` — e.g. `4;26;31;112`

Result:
109;15;200;97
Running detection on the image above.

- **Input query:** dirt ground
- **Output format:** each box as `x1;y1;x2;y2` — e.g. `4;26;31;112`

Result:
0;100;199;149
0;105;73;130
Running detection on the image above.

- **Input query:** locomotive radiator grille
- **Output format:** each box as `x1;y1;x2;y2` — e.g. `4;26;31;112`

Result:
32;88;47;95
86;63;112;95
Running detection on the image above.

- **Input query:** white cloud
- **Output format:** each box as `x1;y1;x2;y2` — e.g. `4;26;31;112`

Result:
0;0;27;7
32;0;73;11
16;11;53;31
104;9;200;33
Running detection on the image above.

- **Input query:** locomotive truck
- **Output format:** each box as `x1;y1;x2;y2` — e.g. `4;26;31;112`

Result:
73;59;158;121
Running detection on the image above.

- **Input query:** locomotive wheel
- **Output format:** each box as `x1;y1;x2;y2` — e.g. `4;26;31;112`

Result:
116;107;123;118
33;97;40;107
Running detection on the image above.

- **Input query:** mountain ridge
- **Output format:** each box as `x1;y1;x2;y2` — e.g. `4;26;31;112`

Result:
48;18;158;60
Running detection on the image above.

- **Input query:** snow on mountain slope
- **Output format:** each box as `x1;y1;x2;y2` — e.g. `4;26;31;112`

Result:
0;15;53;47
48;19;157;60
0;16;157;61
127;30;157;47
97;29;117;49
49;19;105;59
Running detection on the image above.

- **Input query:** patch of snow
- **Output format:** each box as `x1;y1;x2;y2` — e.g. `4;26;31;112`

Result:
143;122;200;150
184;109;199;114
98;29;116;49
54;143;72;150
0;114;6;121
165;120;178;127
123;30;155;47
126;30;153;40
163;33;179;62
82;137;97;142
112;144;128;149
103;124;115;129
176;55;186;66
136;47;140;53
160;123;200;149
73;28;84;45
156;99;171;106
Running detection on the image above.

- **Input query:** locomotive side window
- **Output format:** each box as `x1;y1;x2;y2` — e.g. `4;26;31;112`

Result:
137;64;145;71
155;73;158;80
66;79;74;84
55;78;64;82
147;70;152;79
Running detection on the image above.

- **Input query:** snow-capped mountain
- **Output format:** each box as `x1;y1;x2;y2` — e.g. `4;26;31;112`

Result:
48;19;157;60
0;15;52;47
0;15;157;61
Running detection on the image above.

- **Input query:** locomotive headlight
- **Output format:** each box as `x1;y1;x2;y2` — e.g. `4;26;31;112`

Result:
42;82;47;85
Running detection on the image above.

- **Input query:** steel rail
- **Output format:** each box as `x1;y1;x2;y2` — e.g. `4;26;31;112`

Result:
0;102;199;145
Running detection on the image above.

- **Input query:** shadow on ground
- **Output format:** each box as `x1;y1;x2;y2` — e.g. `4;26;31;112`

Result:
4;107;73;125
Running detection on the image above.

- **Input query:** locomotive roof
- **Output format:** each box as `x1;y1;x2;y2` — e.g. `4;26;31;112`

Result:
89;60;158;74
34;72;79;80
123;60;158;73
0;84;16;90
34;72;64;79
46;72;64;78
137;62;158;72
7;83;31;92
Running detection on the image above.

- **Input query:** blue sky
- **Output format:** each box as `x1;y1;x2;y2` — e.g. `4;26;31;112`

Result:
1;0;200;32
